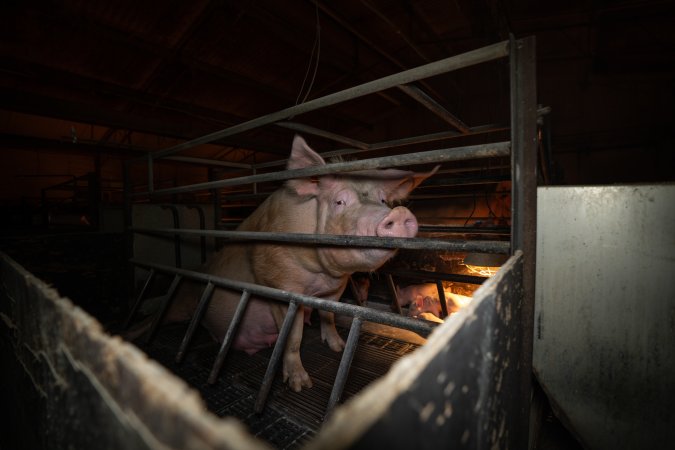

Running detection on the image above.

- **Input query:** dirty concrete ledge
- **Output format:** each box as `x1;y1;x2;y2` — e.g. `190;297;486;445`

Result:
0;251;270;450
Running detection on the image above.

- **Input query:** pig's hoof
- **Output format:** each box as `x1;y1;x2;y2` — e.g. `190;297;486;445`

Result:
285;370;313;392
327;336;345;352
322;331;346;352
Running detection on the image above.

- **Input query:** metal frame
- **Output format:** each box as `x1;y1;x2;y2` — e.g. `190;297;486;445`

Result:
123;36;537;443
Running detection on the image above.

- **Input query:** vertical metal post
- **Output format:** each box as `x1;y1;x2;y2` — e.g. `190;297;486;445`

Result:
385;274;402;314
161;205;182;268
510;34;537;449
123;268;156;330
326;317;362;416
145;274;183;344
255;301;300;413
187;205;207;263
435;280;449;318
208;290;252;383
176;281;215;363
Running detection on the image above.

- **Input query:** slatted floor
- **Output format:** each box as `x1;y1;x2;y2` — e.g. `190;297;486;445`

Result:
135;318;422;449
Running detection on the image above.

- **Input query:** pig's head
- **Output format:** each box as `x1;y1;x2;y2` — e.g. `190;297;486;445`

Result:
285;135;437;274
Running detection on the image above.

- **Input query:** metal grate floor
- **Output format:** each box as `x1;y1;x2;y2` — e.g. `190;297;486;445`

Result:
136;318;421;449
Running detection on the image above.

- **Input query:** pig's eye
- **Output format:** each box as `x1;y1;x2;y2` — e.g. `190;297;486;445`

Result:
336;200;346;206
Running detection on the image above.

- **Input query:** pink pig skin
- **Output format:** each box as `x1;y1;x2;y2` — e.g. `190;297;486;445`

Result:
132;135;437;392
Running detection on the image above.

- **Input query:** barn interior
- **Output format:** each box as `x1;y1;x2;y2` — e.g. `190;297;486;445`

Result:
1;1;674;450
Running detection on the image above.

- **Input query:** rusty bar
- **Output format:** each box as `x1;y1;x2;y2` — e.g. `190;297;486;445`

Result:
123;268;156;329
326;317;363;416
176;281;215;363
254;300;300;413
510;35;538;449
140;40;509;161
385;274;402;314
130;259;436;337
131;228;511;254
145;274;183;344
132;141;511;198
208;290;252;384
436;280;449;318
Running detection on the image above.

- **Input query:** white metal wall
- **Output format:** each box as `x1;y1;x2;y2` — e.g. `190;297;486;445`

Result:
534;185;675;449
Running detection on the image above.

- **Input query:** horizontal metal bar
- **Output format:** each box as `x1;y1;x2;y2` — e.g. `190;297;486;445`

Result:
252;124;509;170
275;122;370;150
418;225;511;235
166;156;253;169
129;259;437;336
132;141;510;198
383;269;488;285
142;40;509;161
397;84;470;133
131;227;511;254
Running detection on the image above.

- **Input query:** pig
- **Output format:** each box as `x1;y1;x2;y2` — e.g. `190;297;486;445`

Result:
406;286;473;321
129;135;437;392
396;283;440;307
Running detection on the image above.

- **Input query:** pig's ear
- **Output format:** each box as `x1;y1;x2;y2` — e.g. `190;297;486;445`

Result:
386;165;440;202
286;135;326;196
287;135;326;170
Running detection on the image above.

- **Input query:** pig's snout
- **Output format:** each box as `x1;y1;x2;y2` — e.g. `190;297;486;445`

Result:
376;206;418;238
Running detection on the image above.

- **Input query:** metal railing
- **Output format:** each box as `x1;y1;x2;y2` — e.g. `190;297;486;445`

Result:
123;35;536;427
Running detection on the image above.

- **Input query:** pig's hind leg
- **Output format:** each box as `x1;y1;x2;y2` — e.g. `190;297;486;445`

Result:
270;303;313;392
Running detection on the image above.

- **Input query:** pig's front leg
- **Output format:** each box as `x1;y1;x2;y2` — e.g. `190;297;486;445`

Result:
271;303;312;392
319;309;345;352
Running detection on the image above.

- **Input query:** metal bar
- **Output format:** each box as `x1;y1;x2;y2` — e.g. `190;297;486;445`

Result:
131;228;511;254
418;225;510;236
436;280;449;318
348;276;365;306
141;40;509;161
129;259;436;336
167;156;252;169
275;122;370;150
208;290;252;383
160;205;182;268
510;35;538;449
175;281;215;363
134;141;510;198
397;84;470;134
252;124;509;170
187;205;207;263
145;274;183;344
381;269;488;286
255;300;300;413
326;317;363;416
122;268;156;329
386;274;402;314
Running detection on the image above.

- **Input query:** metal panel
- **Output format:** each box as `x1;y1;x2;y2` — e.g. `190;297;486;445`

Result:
534;185;675;449
308;252;525;450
